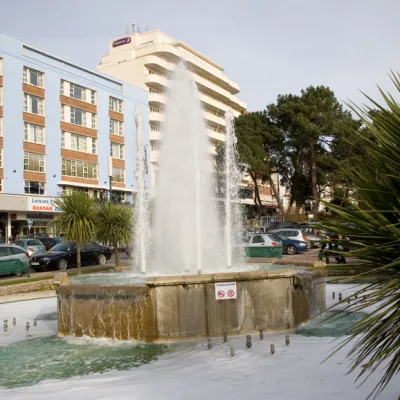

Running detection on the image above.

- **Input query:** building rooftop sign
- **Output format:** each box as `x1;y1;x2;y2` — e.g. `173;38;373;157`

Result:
112;37;131;48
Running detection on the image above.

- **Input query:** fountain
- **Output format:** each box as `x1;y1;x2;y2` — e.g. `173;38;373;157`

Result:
56;63;326;342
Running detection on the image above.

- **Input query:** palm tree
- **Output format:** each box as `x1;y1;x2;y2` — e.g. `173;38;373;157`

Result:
323;72;400;398
54;191;96;274
94;202;133;267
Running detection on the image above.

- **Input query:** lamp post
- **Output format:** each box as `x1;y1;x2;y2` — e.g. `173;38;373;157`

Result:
108;156;113;202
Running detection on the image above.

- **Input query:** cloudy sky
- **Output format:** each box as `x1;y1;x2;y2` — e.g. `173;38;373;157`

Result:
1;0;398;110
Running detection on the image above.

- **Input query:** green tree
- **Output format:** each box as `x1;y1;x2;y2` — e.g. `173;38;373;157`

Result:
268;87;355;214
235;111;286;216
323;73;400;397
54;192;96;274
95;203;133;267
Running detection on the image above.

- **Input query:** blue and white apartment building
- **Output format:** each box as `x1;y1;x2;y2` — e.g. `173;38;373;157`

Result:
0;32;149;239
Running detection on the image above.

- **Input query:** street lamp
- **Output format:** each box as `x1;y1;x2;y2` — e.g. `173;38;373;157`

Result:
108;156;113;202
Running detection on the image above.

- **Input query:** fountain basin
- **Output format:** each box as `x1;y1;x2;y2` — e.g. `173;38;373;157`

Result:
57;269;326;343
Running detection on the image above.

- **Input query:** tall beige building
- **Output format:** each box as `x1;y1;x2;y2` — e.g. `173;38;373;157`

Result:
98;29;247;186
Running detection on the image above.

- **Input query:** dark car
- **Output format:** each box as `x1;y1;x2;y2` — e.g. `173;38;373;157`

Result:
268;233;309;255
30;241;112;271
36;237;63;251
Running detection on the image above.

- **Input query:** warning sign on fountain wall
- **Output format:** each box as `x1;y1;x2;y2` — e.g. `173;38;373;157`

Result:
215;282;237;300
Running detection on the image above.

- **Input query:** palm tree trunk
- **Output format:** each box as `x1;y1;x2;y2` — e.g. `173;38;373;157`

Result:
114;242;120;267
76;241;81;275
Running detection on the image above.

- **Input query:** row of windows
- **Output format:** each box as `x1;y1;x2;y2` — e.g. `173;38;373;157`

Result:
22;66;124;112
61;131;97;154
23;151;126;181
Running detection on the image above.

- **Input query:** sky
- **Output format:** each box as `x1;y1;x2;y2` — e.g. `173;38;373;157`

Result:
1;0;399;111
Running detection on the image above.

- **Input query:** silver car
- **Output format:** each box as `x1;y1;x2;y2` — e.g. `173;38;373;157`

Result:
15;239;46;257
0;244;30;274
270;228;309;246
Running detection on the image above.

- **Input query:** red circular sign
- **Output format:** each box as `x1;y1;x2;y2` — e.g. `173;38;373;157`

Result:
218;290;225;298
227;290;235;297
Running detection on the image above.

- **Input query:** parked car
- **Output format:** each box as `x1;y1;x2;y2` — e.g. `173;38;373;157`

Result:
15;238;46;257
36;237;63;251
30;241;112;271
243;233;283;258
0;244;30;276
268;233;309;255
270;228;309;246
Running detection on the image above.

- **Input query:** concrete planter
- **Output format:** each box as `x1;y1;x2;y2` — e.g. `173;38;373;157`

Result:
57;269;326;343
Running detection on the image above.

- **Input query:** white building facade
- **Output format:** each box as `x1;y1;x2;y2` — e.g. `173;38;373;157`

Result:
98;29;247;187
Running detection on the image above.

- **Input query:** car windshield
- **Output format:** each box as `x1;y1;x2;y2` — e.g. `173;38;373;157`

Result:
27;240;42;246
276;234;288;240
51;242;75;252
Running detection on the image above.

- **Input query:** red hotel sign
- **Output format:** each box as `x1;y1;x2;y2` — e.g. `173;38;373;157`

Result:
112;37;131;47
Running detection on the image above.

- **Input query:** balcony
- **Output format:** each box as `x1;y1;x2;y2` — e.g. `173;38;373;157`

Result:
204;111;226;127
148;92;166;106
150;150;160;163
150;130;161;141
149;112;164;123
207;129;225;142
137;44;240;95
144;74;169;89
199;92;228;114
144;55;175;74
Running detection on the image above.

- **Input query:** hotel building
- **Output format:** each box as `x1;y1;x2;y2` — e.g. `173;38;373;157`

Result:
0;32;149;239
97;29;247;187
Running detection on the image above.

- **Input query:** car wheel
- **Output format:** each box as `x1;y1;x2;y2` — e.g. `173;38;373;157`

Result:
287;245;297;255
57;258;68;270
14;270;22;277
97;254;107;265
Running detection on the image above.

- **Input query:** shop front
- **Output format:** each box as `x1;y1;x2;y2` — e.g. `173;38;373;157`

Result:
0;195;61;241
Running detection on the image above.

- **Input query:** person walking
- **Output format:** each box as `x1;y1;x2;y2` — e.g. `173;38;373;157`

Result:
334;234;347;264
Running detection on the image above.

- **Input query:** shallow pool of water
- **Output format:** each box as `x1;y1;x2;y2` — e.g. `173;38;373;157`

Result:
0;284;399;400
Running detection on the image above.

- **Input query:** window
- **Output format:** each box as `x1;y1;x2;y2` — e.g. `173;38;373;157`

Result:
60;80;64;95
110;143;124;160
91;138;97;154
109;118;123;136
109;97;123;113
23;67;44;88
24;94;44;115
24;123;44;144
61;131;97;154
149;88;160;94
24;152;45;172
150;107;160;113
70;107;86;126
150;125;159;132
90;90;96;105
0;148;2;168
252;235;265;244
0;178;2;193
0;117;2;136
91;114;96;129
0;87;3;106
70;83;86;101
112;167;125;183
24;181;45;195
62;158;98;179
0;247;11;257
11;247;25;255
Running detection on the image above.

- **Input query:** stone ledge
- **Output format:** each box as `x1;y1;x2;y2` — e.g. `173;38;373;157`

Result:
0;279;54;297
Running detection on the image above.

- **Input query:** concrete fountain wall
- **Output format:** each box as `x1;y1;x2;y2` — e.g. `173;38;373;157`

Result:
57;269;326;343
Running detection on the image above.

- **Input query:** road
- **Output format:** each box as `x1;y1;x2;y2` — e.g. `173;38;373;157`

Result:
1;248;358;284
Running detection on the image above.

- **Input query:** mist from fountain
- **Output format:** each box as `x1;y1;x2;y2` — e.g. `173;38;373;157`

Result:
149;63;227;276
133;105;151;274
224;111;244;267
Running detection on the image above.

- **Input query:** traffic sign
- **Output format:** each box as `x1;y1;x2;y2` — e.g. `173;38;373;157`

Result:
215;282;237;300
